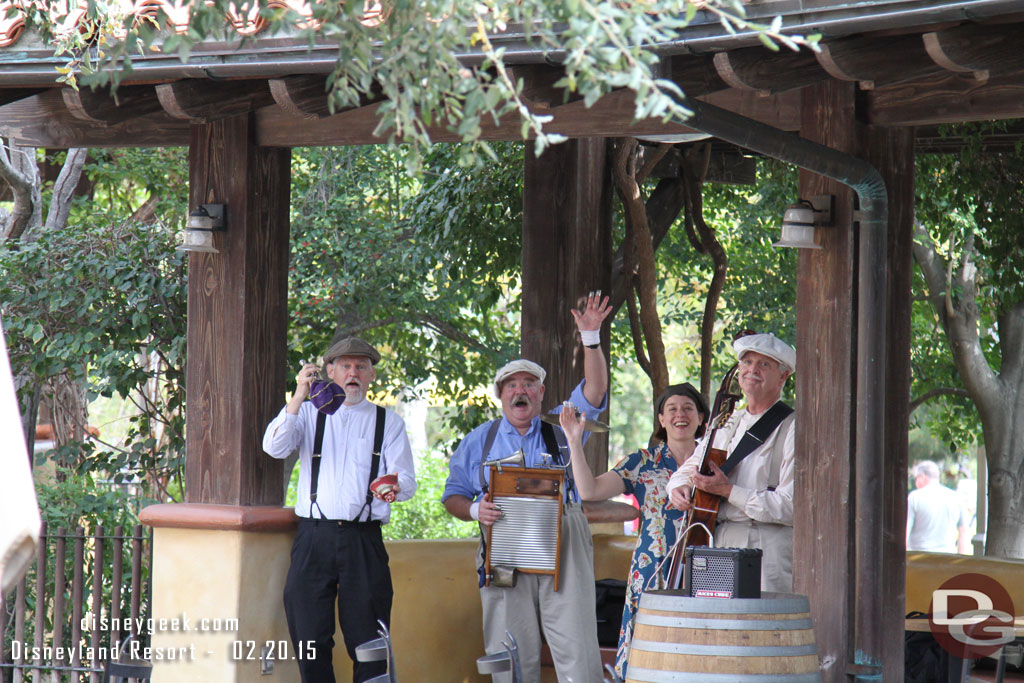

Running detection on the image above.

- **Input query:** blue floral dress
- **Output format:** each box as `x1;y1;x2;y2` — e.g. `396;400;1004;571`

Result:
610;442;687;677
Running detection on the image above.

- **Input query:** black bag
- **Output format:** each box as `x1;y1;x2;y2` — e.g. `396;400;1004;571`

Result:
905;611;952;683
595;579;627;647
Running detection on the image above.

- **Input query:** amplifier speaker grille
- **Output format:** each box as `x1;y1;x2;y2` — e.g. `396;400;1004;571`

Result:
683;546;762;599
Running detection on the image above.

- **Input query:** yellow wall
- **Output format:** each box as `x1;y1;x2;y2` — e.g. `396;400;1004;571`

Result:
333;533;634;682
905;551;1024;614
147;529;633;682
149;527;298;682
148;524;1024;682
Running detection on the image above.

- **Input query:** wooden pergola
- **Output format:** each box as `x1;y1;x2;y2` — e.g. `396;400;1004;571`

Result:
4;1;1024;679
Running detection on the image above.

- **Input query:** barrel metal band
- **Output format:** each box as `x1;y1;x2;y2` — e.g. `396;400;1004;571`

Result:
630;638;818;657
638;592;810;614
635;613;814;631
624;667;822;683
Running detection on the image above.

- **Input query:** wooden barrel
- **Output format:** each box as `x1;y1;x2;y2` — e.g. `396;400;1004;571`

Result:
626;591;821;682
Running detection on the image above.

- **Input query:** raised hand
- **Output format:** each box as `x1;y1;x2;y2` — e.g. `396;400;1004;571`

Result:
571;290;612;333
294;361;321;400
558;402;586;444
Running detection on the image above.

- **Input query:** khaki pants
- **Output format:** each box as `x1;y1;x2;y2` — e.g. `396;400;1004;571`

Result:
716;519;793;593
478;503;603;683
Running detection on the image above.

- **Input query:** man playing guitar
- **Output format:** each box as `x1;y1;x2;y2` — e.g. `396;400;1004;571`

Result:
666;332;797;593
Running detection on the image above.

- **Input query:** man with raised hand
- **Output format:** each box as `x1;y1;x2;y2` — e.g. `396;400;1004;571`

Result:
443;292;611;683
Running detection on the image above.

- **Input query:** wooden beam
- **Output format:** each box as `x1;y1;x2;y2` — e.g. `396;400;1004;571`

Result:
185;114;291;505
648;146;757;185
256;86;801;147
521;138;612;474
508;64;581;108
867;70;1024;126
712;45;830;94
794;80;857;683
61;85;164;126
0;88;189;147
157;78;276;123
268;74;334;119
667;54;730;97
923;21;1024;81
0;88;44;107
816;34;945;90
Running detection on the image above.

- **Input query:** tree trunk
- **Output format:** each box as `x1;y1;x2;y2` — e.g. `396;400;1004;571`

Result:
977;304;1024;557
912;219;1024;558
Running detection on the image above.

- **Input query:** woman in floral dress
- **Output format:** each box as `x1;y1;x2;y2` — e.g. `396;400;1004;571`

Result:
561;383;708;679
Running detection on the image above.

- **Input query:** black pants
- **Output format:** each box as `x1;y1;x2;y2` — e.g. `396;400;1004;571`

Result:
284;518;393;683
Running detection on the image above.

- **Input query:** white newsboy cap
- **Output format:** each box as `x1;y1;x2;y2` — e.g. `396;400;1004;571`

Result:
733;333;796;374
493;359;546;397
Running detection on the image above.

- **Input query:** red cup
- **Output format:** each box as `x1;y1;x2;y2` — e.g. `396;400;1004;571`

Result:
370;473;398;498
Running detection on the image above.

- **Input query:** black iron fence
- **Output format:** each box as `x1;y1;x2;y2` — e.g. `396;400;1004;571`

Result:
0;523;151;683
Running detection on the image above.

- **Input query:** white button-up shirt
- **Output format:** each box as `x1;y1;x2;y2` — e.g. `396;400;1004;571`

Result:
263;398;416;522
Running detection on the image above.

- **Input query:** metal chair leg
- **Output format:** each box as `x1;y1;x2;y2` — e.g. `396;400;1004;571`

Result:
603;663;623;683
355;619;396;683
476;630;522;683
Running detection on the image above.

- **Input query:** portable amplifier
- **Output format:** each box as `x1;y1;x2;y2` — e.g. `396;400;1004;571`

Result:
683;546;762;599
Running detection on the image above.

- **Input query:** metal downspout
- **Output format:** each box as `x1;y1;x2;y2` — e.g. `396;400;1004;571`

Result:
680;96;887;681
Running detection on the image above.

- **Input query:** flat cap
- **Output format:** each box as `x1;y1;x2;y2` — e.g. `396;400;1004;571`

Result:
733;333;796;374
324;337;381;365
493;359;546;397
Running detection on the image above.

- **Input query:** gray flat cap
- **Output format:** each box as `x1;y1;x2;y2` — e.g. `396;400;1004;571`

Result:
324;337;381;365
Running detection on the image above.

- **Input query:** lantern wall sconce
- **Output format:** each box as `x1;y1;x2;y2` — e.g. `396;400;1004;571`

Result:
774;195;834;249
178;204;226;253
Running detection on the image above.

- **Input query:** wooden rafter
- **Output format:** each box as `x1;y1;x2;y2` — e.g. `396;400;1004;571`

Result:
867;69;1024;126
156;78;276;123
0;88;189;147
816;34;945;90
923;21;1024;81
62;85;164;126
712;44;830;95
665;54;729;98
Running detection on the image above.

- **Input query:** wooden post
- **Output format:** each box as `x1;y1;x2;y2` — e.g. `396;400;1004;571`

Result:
860;124;915;682
185;114;291;505
793;80;857;683
522;138;613;473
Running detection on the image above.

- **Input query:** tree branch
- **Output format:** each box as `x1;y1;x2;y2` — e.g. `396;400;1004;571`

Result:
0;140;40;241
609;175;685;318
636;143;671;185
334;312;504;361
612;137;668;397
625;283;651;379
44;148;88;232
909;386;971;415
911;217;1001;411
682;144;727;398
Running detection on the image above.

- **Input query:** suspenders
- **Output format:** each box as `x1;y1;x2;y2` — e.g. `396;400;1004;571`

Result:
719;401;794;476
309;404;387;521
